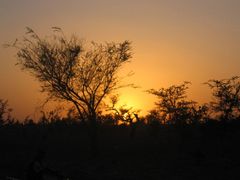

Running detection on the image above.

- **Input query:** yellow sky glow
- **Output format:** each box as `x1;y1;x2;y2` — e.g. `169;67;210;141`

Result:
0;0;240;120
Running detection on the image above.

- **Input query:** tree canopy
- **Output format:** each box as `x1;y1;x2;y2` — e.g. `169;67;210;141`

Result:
14;27;132;123
206;76;240;121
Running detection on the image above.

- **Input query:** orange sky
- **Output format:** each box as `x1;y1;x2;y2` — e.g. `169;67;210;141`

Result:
0;0;240;120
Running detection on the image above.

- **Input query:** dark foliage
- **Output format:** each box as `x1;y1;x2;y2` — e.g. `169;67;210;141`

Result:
147;82;209;125
205;76;240;121
1;116;240;180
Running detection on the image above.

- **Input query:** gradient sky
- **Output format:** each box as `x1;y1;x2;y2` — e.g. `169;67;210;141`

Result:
0;0;240;120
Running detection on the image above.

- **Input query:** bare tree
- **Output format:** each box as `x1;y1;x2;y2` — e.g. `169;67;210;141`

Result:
11;27;132;154
205;76;240;122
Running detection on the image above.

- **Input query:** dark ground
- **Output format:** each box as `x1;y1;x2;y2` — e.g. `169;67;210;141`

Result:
1;121;240;180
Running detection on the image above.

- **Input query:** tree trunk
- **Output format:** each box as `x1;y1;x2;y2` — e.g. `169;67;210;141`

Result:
89;111;98;157
73;102;85;124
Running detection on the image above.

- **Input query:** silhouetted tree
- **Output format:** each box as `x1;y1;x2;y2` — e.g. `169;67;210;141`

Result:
145;110;162;137
0;99;12;125
99;113;116;126
38;107;64;125
205;76;240;122
108;95;140;137
12;27;132;155
147;82;198;125
146;109;164;124
188;105;209;124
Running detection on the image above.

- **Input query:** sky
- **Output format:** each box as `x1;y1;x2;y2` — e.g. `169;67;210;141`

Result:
0;0;240;120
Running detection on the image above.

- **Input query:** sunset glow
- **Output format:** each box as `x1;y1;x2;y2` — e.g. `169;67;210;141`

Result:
0;0;240;120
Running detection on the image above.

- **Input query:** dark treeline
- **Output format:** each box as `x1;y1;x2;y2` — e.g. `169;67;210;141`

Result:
1;108;240;180
1;76;239;127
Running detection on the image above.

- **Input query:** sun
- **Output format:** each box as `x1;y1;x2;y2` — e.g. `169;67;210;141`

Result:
117;100;135;109
114;87;155;116
116;94;140;111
